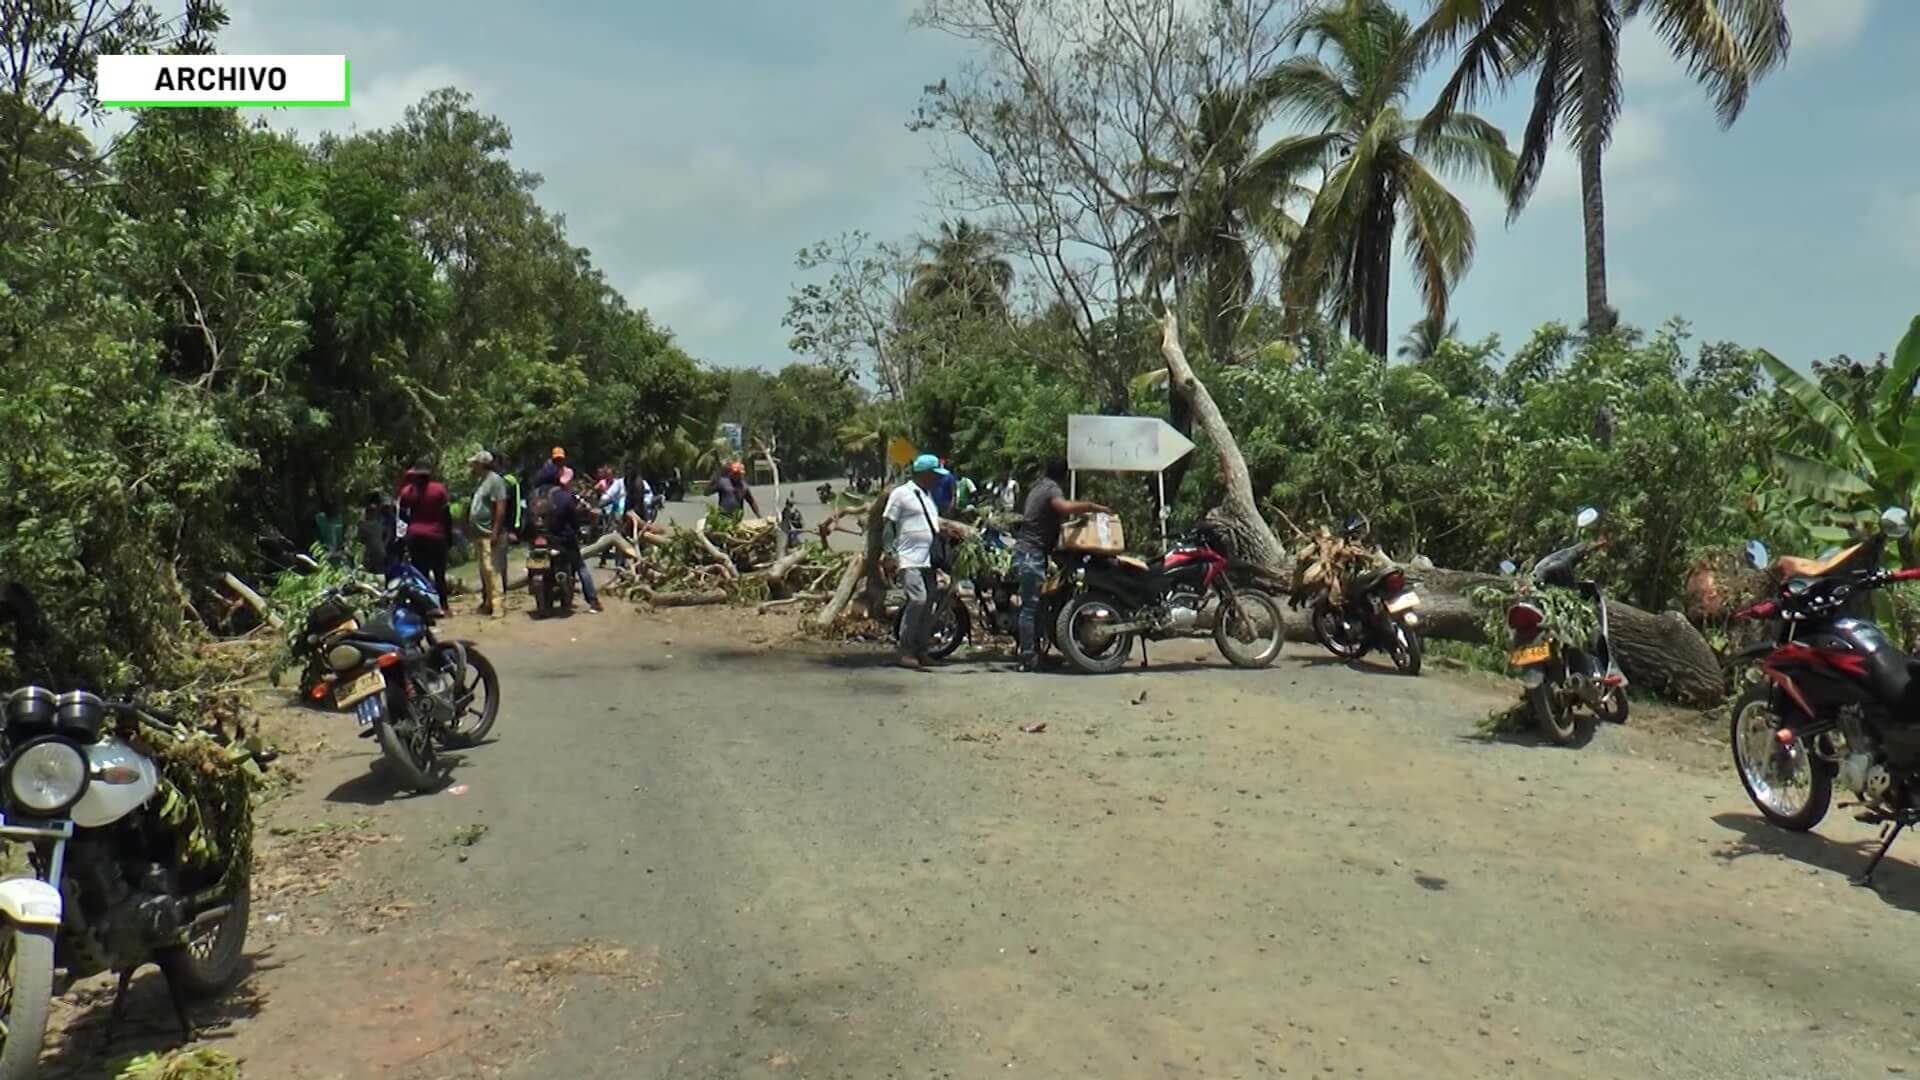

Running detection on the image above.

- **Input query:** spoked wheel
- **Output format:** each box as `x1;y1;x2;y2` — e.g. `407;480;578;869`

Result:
0;924;53;1076
160;871;251;997
1215;589;1285;669
1311;599;1368;660
438;643;500;748
1057;593;1134;674
892;598;970;660
1730;685;1830;830
1387;620;1423;676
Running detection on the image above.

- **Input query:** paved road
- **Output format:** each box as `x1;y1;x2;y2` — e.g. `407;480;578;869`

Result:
135;610;1920;1079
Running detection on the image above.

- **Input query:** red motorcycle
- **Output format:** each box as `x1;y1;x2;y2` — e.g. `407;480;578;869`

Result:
1729;507;1920;885
1054;523;1286;674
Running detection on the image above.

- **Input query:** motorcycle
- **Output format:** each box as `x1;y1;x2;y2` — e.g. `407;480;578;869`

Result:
0;586;257;1071
817;482;834;504
526;535;577;618
1297;517;1425;675
1498;507;1628;745
1726;507;1920;885
305;563;500;792
1054;523;1287;674
891;526;1080;661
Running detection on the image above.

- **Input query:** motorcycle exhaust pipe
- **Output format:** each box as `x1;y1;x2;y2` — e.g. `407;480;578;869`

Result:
188;904;231;929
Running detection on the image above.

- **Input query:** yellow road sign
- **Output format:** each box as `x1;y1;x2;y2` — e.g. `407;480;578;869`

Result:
887;436;918;467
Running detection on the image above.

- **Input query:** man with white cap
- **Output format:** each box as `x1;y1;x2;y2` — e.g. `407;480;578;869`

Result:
885;453;960;670
467;450;509;617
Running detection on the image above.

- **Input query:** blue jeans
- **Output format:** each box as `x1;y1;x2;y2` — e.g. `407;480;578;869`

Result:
1013;550;1048;662
562;547;599;606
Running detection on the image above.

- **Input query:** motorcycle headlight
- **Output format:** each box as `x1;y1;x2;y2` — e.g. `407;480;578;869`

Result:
5;736;90;816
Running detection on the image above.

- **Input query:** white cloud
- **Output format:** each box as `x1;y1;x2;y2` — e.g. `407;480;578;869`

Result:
1523;106;1680;224
628;269;749;342
244;64;485;138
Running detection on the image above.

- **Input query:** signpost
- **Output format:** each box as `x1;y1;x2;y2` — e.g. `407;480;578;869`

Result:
1065;415;1196;538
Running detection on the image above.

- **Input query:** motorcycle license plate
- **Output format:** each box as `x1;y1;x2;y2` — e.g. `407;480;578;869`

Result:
1509;643;1552;667
1385;591;1421;614
527;552;551;568
354;693;383;728
336;669;386;710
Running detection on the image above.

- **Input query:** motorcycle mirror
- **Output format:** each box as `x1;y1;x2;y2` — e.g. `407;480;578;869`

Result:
1575;507;1600;530
1743;540;1770;570
1882;506;1911;539
1498;559;1519;576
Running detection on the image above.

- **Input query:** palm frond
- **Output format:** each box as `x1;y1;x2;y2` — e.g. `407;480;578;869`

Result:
1397;156;1477;325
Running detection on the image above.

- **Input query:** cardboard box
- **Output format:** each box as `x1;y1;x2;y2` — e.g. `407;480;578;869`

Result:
1060;513;1126;554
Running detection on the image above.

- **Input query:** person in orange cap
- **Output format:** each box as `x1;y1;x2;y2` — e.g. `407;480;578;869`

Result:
709;460;761;517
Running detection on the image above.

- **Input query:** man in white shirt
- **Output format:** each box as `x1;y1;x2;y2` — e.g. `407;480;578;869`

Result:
885;454;953;670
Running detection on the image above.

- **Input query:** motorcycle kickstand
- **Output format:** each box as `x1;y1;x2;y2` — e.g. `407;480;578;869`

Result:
1138;637;1150;669
1853;819;1908;889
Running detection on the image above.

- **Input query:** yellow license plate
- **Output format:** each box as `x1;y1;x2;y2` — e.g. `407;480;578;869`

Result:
527;552;551;568
335;669;386;708
1509;643;1552;667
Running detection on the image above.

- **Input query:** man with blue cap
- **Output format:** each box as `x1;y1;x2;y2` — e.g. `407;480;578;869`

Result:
885;453;958;669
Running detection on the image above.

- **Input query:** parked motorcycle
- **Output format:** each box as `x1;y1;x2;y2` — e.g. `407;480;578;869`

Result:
1054;523;1286;674
305;563;499;791
1298;517;1424;675
0;586;257;1071
817;482;834;504
1726;508;1920;885
1498;507;1628;745
526;535;577;618
891;526;1080;661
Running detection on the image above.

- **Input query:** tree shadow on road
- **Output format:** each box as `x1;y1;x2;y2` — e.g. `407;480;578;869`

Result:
42;951;279;1079
1709;811;1920;914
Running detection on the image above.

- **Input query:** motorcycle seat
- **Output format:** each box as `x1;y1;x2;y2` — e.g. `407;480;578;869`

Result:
1776;543;1863;579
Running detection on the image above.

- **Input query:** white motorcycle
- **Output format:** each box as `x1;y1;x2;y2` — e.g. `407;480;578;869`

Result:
0;587;255;1075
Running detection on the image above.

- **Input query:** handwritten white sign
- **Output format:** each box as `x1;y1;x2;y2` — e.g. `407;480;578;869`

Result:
1067;414;1195;473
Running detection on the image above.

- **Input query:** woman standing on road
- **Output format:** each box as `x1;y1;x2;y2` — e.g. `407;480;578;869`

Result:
396;456;453;614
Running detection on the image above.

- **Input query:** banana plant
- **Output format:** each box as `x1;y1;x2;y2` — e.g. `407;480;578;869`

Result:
1759;315;1920;564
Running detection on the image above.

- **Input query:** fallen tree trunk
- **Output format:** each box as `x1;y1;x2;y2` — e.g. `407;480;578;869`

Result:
691;516;739;580
221;573;282;630
810;554;866;628
632;587;730;608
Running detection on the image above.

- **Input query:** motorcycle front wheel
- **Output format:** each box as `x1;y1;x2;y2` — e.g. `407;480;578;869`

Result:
1057;593;1134;674
1730;684;1831;831
0;925;53;1076
375;714;439;793
1215;589;1285;669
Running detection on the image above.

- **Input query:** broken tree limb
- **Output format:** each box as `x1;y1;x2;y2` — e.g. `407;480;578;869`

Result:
810;554;866;628
763;547;810;597
632;587;730;608
691;516;739;579
1158;311;1287;573
220;573;281;630
580;531;642;563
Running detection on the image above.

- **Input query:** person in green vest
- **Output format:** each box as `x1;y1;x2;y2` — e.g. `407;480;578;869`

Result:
495;448;521;592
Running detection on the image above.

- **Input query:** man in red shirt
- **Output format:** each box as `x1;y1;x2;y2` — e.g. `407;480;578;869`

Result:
396;456;453;614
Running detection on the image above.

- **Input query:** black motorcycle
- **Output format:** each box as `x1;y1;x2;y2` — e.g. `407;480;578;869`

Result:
1499;507;1629;745
526;533;577;618
891;527;1080;661
305;564;499;791
1054;522;1287;674
0;585;258;1069
1297;518;1425;675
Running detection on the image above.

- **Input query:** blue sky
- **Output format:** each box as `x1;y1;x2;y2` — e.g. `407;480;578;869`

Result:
212;0;1908;370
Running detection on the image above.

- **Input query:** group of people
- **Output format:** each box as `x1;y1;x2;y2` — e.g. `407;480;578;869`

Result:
885;455;1107;672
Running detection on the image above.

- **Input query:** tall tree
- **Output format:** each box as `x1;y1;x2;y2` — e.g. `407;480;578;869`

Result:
1265;0;1516;356
910;219;1014;318
1122;86;1306;364
1421;0;1791;332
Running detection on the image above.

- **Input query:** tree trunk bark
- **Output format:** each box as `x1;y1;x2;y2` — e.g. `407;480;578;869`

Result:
860;494;889;618
1158;312;1287;575
1577;7;1615;334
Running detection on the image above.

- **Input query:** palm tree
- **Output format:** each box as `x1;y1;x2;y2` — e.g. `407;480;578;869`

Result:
1260;0;1517;356
1398;315;1460;360
1121;86;1307;363
1421;0;1790;333
909;220;1014;318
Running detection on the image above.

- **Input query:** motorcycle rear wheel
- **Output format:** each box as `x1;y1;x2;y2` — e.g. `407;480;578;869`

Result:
1530;682;1591;746
1058;593;1134;674
1216;589;1285;669
1387;620;1423;676
160;872;251;996
1730;684;1830;831
0;926;53;1076
892;597;969;660
376;715;439;792
531;571;550;618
